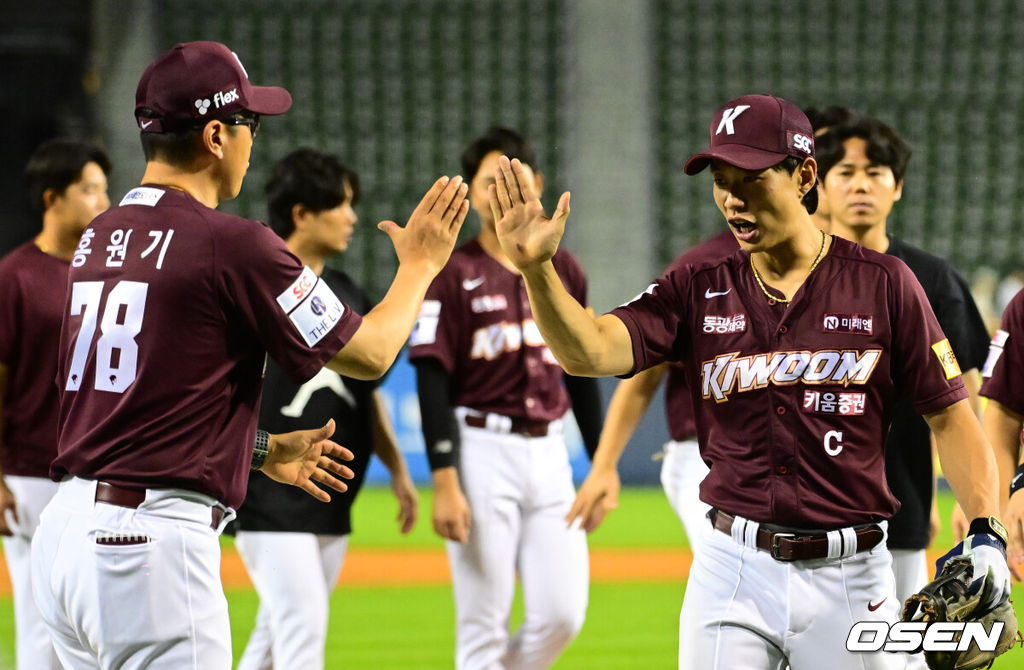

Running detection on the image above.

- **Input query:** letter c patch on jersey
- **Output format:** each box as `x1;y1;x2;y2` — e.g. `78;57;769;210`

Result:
930;338;962;380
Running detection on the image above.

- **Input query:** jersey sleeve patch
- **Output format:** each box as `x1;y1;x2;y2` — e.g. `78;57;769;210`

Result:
931;338;962;380
284;277;346;347
981;329;1009;378
118;187;165;207
410;300;441;346
276;266;319;313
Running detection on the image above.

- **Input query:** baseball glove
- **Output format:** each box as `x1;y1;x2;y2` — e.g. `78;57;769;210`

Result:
901;556;1021;670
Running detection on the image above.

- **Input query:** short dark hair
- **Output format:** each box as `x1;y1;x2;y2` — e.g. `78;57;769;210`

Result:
24;138;112;216
815;117;912;184
461;127;537;182
803;105;860;134
264;148;362;240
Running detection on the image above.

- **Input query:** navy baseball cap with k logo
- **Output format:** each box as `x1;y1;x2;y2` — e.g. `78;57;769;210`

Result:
683;94;815;176
135;41;292;133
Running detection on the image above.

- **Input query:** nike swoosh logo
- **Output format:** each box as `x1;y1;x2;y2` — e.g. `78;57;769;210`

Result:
867;598;887;612
462;277;485;291
704;288;731;299
140;120;154;129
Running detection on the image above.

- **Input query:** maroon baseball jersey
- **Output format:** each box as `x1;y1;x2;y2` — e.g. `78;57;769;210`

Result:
980;287;1024;414
51;185;362;508
0;243;70;477
408;239;587;421
611;235;966;528
662;232;739;442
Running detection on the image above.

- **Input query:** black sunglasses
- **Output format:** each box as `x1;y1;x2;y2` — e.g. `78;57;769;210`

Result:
222;114;261;139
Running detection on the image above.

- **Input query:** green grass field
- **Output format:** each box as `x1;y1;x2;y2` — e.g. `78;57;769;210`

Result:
2;487;1024;668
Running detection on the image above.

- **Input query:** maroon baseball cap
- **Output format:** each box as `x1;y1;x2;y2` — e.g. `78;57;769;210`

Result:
684;94;815;175
135;41;292;133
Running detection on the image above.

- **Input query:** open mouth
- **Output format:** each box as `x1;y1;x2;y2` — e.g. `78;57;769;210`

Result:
729;219;758;241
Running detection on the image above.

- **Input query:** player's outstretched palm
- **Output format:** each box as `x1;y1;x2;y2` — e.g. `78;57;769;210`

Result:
566;466;620;533
261;419;356;503
489;155;571;271
378;175;470;276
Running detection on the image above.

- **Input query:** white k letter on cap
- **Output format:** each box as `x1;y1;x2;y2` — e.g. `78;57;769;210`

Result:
715;105;751;135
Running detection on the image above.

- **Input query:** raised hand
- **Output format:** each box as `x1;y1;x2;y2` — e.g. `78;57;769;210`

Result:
261;419;356;502
489;155;571;271
377;176;470;276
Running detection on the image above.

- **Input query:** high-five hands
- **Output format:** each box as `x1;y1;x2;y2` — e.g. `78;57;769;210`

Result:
378;175;470;276
489;155;571;270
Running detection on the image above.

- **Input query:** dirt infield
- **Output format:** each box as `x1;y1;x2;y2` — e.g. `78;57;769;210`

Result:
0;547;693;594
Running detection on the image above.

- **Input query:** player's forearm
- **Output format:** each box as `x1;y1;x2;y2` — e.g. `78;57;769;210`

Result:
520;261;633;377
592;365;665;470
982;399;1024;510
370;391;407;475
327;263;435;379
962;368;982;419
928;399;1001;520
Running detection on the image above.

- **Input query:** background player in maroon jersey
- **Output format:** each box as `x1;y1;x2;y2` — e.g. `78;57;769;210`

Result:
979;288;1024;577
0;138;110;670
29;41;467;669
232;148;419;670
409;127;602;669
490;94;1007;669
816;115;991;669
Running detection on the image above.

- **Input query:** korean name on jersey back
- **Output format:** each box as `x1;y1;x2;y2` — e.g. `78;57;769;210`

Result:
701;349;882;402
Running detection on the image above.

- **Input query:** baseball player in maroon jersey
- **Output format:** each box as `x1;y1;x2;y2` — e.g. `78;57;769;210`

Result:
492;94;1007;669
0;138;111;670
409;127;602;670
570;231;736;544
980;288;1024;577
28;41;467;669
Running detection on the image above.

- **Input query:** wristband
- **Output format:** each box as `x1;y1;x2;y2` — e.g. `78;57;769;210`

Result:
1011;463;1024;497
967;515;1008;550
251;429;270;471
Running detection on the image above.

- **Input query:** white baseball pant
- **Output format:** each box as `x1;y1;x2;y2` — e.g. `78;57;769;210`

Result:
679;515;906;670
659;439;712;553
2;474;61;670
234;530;349;670
30;476;235;670
450;414;588;670
889;548;929;670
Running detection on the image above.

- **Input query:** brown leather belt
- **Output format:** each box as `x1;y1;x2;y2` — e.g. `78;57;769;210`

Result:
710;508;883;562
463;413;550;438
95;481;225;530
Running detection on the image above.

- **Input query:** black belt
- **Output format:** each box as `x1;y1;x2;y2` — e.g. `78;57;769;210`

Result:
710;508;883;562
463;413;550;438
95;481;224;530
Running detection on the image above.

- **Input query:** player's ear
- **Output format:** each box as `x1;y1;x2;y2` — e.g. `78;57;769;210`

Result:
893;179;904;203
201;121;226;160
292;203;312;229
798;158;817;199
41;187;59;211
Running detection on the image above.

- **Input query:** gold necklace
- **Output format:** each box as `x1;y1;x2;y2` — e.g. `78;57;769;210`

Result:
750;231;828;304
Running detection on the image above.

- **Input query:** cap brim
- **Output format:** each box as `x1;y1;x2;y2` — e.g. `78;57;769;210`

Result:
246;85;292;116
683;146;789;175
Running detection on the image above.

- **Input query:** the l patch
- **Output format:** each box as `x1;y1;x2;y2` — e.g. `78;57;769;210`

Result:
931;338;962;380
